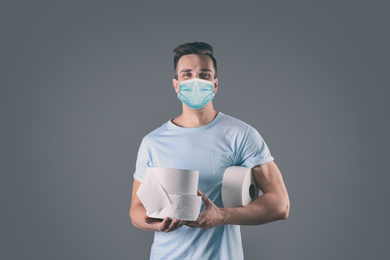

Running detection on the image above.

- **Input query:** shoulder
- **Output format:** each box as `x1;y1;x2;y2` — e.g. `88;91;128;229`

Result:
217;112;265;142
140;121;170;145
218;112;252;132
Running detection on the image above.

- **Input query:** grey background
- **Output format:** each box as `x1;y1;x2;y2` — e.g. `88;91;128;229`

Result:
1;0;389;259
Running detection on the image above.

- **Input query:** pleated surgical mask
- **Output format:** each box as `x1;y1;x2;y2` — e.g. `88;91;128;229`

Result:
177;78;216;109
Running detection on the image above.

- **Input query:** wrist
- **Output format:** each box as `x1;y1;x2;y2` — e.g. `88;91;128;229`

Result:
219;207;230;225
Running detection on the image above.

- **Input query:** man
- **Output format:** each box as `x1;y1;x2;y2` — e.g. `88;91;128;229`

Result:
130;42;290;259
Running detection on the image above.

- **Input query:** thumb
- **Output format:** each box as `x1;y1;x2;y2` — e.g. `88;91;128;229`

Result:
198;190;210;208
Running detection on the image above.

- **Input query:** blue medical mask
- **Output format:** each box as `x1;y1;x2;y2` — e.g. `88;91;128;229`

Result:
177;78;216;109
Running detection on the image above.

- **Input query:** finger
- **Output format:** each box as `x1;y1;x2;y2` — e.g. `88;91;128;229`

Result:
196;216;205;227
176;220;184;229
173;219;184;230
196;217;208;230
172;219;184;231
185;223;198;228
144;215;151;223
145;215;156;223
164;218;172;230
187;213;205;228
145;215;163;224
184;221;199;228
167;218;179;231
199;191;210;208
160;217;172;231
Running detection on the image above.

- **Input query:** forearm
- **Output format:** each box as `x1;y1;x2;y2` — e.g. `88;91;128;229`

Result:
129;204;155;231
221;192;290;225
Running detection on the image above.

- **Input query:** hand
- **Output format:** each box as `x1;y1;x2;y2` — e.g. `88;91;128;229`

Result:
185;190;226;230
144;216;184;233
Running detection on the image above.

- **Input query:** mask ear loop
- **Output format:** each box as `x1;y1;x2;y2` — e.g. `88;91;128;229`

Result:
212;78;218;93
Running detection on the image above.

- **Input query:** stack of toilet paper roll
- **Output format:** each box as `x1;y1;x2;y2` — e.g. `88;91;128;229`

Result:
221;166;262;208
136;166;262;221
137;167;202;221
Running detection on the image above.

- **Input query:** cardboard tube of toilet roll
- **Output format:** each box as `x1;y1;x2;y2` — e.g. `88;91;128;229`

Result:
221;166;262;208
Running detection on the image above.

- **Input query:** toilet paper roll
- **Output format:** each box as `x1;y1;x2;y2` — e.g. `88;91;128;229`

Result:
136;168;172;214
137;167;201;221
221;166;262;208
148;194;202;221
150;167;199;195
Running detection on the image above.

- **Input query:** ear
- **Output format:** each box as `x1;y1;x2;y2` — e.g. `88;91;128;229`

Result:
213;78;218;93
172;78;180;94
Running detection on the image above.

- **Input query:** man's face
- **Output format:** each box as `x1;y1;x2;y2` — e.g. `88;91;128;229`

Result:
173;54;218;94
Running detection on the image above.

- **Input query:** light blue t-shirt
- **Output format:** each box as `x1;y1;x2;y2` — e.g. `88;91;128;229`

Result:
133;111;274;260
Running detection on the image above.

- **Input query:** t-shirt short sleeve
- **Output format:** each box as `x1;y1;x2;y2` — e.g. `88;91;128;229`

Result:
133;137;152;182
236;125;274;168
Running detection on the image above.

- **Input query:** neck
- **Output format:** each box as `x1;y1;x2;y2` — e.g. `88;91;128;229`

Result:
172;103;218;128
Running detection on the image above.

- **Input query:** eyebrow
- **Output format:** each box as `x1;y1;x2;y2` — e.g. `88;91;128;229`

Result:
179;69;212;73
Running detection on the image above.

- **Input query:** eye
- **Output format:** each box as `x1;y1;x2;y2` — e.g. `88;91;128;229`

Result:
183;73;191;77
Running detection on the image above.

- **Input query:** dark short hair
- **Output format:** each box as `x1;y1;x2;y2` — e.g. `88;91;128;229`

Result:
173;42;217;79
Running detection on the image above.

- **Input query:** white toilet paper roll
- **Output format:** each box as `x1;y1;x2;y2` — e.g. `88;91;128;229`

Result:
149;167;199;195
137;167;201;221
148;194;202;221
221;166;262;208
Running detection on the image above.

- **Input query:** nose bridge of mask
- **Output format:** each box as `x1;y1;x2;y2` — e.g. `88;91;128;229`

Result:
179;77;214;88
